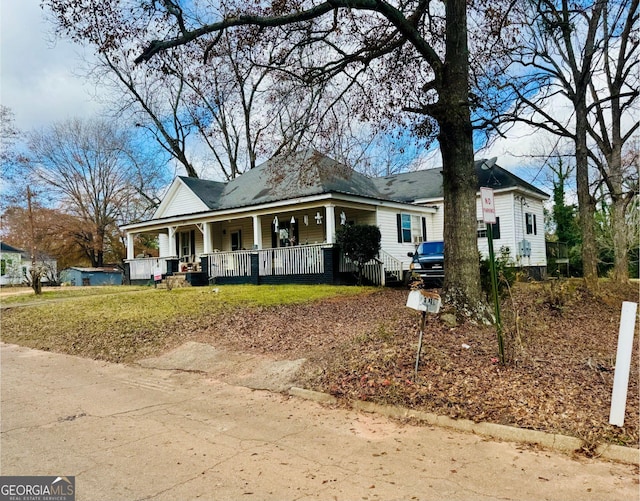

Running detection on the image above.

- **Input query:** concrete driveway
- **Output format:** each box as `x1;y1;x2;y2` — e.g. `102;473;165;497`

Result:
1;342;637;501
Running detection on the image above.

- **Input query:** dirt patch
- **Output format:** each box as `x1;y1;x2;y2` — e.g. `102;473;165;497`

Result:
186;281;639;449
138;341;306;392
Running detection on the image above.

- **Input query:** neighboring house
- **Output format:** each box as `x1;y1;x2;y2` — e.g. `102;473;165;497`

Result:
60;267;123;286
121;151;548;286
0;242;58;286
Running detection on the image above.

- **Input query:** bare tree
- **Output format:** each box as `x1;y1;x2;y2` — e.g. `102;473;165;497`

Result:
585;0;639;282
0;105;20;167
44;0;521;315
47;4;353;180
132;0;498;315
497;0;638;287
25;118;167;267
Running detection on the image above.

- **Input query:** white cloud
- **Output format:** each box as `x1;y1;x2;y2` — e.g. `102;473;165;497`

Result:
0;0;104;131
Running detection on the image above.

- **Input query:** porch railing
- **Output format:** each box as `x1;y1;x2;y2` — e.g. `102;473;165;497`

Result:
339;254;384;286
127;257;172;281
379;250;404;282
259;245;325;276
208;250;253;278
205;244;328;279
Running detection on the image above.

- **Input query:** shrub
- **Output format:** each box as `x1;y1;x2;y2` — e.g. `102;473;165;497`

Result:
336;224;381;285
480;246;517;298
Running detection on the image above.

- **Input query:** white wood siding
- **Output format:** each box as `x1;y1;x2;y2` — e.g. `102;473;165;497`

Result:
376;206;429;268
156;183;208;219
476;193;516;260
511;196;547;267
429;203;445;240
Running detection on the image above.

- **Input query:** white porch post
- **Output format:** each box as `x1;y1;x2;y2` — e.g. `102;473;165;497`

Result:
158;233;169;257
168;226;177;256
126;232;135;260
252;215;263;249
325;204;336;244
203;222;212;254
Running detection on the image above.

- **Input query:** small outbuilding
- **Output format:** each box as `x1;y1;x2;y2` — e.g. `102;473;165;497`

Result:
61;267;123;286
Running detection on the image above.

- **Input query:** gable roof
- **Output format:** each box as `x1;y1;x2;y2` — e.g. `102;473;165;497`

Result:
153;152;548;221
169;150;385;214
178;176;226;209
374;159;548;203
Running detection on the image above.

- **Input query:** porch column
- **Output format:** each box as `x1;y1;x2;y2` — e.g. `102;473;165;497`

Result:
158;233;169;257
203;222;212;254
252;215;263;249
126;232;135;260
325;204;336;244
168;226;177;256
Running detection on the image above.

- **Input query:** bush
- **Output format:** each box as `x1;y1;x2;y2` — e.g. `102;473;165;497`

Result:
336;224;381;285
480;246;517;298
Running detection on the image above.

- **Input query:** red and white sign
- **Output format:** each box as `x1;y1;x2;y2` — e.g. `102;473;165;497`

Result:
480;187;496;224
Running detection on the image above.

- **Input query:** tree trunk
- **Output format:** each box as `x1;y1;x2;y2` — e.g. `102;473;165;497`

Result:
607;92;629;284
611;196;629;282
575;108;598;290
438;0;486;318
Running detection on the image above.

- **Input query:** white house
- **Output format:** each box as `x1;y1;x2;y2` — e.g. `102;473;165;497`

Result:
0;242;58;286
121;151;548;285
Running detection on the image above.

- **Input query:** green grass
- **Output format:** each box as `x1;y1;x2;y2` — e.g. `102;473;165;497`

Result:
0;285;150;304
0;284;372;362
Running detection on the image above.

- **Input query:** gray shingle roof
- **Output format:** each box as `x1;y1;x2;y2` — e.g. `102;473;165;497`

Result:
178;153;548;211
182;150;385;211
0;241;25;254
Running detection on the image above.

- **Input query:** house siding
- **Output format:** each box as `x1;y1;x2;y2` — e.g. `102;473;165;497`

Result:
159;184;208;218
476;193;516;258
376;206;426;268
0;251;24;285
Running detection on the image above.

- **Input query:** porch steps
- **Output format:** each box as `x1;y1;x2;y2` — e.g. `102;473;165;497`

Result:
156;273;192;290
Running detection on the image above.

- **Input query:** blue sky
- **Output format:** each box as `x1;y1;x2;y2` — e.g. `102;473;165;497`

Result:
1;0;104;131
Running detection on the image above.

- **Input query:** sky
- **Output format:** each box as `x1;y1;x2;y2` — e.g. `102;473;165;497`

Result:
0;0;559;193
1;0;104;131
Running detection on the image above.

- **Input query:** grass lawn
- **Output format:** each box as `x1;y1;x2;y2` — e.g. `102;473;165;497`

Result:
0;284;371;362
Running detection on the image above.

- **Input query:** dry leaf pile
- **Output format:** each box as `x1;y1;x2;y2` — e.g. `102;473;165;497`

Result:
196;281;639;448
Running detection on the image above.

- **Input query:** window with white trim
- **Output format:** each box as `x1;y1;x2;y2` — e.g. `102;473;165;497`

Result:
397;214;426;243
477;218;501;239
525;213;537;235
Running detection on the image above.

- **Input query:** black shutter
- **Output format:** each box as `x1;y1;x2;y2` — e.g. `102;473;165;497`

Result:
396;214;402;243
421;217;427;242
492;217;501;240
533;214;537;235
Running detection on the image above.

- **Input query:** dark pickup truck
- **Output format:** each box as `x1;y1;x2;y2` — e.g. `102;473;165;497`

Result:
407;241;445;283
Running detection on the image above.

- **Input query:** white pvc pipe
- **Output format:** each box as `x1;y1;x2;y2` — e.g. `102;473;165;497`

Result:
609;301;638;427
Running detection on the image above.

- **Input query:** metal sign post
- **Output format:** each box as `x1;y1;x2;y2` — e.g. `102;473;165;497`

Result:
406;290;441;379
481;188;505;364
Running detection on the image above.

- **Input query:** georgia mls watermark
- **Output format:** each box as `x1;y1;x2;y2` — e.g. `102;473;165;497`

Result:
0;476;75;501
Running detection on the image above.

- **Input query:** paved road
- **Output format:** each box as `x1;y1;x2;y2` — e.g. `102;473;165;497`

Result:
1;343;637;501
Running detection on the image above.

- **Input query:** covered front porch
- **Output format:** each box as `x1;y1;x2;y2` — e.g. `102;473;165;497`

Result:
123;202;402;286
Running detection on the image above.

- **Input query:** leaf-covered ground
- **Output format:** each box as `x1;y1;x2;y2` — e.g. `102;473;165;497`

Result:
191;280;639;449
2;280;637;449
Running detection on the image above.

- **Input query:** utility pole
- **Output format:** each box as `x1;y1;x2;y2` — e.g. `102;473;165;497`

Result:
26;186;42;294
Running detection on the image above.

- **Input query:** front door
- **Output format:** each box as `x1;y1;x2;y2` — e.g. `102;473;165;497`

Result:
177;230;195;260
231;230;242;251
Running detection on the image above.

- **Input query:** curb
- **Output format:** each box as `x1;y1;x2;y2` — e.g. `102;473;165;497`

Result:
288;387;639;466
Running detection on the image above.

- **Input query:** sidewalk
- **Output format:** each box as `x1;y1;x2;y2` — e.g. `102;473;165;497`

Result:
1;342;638;501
